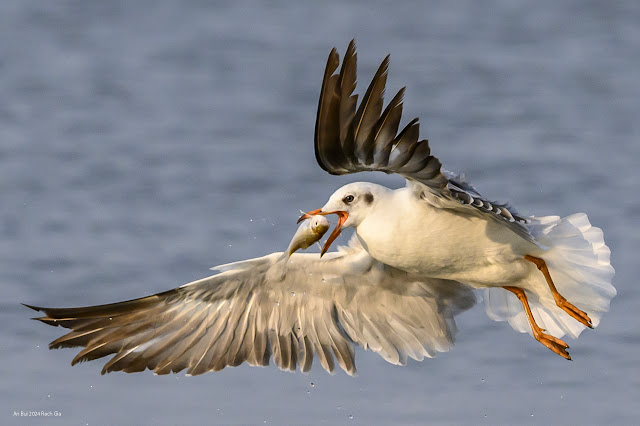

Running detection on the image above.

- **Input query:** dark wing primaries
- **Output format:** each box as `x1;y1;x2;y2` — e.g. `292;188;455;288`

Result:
315;41;531;235
315;40;447;190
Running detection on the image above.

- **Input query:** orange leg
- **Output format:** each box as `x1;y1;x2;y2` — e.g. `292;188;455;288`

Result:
524;255;593;328
504;286;571;360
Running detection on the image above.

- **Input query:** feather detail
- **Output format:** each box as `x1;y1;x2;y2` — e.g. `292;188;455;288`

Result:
26;244;474;376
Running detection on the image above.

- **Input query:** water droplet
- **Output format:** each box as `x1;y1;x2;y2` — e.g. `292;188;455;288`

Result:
36;345;40;348
484;414;487;418
275;302;280;306
321;278;326;283
348;415;354;420
291;292;296;297
109;317;113;320
47;394;51;398
310;382;315;388
250;219;253;222
481;378;485;382
337;405;342;411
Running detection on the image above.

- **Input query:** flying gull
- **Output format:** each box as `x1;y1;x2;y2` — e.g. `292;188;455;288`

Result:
25;41;615;375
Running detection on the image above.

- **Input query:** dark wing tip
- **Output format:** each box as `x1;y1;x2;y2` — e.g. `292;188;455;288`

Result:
22;303;43;312
347;38;356;52
314;44;343;173
313;42;447;190
23;303;59;325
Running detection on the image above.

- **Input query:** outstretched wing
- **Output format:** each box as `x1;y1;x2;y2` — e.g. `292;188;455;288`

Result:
26;239;475;376
315;40;531;238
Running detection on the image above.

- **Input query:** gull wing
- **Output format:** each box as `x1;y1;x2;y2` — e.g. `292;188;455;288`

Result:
315;41;532;239
25;239;475;376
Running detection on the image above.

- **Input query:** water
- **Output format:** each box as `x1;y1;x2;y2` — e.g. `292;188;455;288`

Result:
2;1;639;424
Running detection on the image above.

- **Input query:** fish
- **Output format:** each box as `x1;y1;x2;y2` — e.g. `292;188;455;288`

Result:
269;215;331;281
283;215;331;258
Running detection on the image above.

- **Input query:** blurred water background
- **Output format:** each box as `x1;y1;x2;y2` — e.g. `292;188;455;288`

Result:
1;0;639;424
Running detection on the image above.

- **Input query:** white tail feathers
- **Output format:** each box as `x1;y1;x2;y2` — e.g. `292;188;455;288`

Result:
484;213;616;339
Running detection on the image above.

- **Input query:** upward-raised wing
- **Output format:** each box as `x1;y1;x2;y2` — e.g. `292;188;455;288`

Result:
26;238;475;376
315;41;531;237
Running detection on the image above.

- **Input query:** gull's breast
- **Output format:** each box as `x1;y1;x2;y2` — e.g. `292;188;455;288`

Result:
355;192;534;286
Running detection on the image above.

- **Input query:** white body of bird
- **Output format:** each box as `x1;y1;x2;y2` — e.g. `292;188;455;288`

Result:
348;184;534;283
319;181;615;341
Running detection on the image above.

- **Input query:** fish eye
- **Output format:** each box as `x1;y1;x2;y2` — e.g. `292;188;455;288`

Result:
342;194;355;204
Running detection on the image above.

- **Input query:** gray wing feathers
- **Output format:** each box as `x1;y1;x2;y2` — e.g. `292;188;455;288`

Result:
26;246;475;376
445;173;529;224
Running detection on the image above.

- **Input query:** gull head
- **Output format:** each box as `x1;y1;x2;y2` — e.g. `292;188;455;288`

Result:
298;182;388;256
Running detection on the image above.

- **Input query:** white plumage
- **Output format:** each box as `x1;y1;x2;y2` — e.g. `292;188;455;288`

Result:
318;182;616;349
484;213;616;339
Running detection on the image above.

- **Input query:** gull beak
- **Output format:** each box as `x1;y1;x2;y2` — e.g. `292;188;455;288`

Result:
297;209;349;257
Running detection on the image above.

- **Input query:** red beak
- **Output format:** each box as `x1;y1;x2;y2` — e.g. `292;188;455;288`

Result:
297;209;349;256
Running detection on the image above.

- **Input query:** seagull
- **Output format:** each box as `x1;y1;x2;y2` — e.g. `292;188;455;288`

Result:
26;41;615;376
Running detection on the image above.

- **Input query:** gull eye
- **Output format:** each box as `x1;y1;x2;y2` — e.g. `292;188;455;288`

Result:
342;194;355;204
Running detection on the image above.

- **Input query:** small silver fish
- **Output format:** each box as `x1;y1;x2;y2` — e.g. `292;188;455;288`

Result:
283;215;331;258
270;215;331;281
